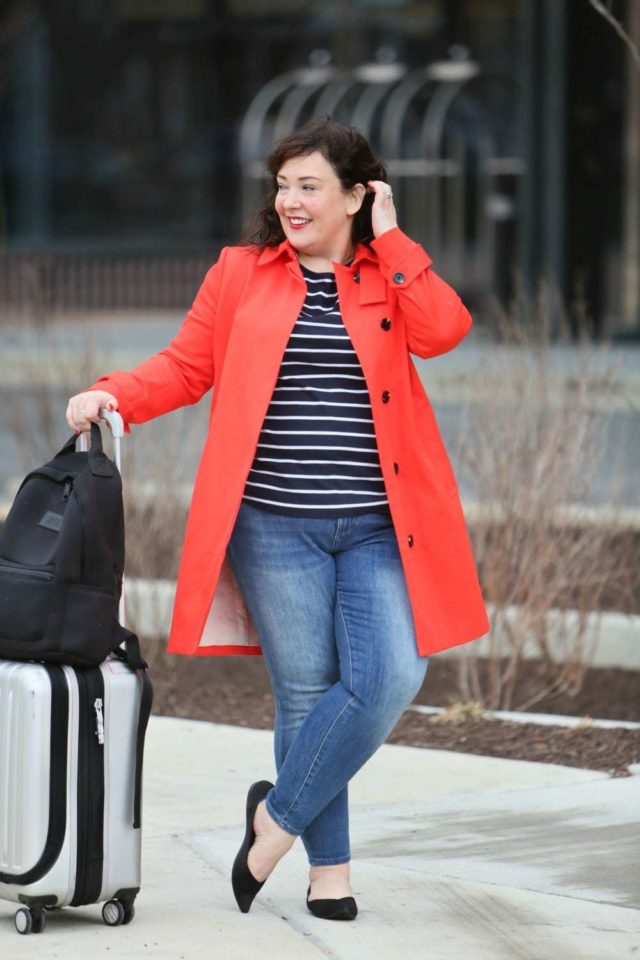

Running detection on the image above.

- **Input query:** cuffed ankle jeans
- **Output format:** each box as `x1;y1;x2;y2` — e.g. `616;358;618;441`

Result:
226;501;429;866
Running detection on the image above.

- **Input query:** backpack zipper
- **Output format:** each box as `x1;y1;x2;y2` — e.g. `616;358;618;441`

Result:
0;560;54;580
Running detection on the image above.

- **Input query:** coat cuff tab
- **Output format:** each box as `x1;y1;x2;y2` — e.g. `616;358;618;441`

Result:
371;227;433;286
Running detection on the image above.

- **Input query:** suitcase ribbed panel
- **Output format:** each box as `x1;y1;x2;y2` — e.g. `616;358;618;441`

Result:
100;659;142;900
0;663;51;877
71;668;105;906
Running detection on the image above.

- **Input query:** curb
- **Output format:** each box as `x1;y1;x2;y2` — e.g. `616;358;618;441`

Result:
119;577;640;671
408;704;640;730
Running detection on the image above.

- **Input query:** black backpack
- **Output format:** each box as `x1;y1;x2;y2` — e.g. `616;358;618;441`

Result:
0;424;145;668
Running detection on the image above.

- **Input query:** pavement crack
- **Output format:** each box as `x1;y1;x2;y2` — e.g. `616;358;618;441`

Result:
263;902;348;959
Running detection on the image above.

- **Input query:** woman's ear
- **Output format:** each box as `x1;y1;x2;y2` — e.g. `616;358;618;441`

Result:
347;183;366;215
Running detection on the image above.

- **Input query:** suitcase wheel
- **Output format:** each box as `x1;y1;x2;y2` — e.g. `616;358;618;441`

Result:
102;899;134;926
102;900;125;926
15;906;46;935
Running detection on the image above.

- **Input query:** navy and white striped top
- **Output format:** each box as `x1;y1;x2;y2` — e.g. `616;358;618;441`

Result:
241;264;390;518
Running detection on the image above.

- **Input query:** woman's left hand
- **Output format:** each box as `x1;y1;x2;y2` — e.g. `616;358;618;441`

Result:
367;180;398;239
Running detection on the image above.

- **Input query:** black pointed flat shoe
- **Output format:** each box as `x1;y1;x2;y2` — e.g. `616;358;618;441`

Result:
306;884;358;921
231;780;274;913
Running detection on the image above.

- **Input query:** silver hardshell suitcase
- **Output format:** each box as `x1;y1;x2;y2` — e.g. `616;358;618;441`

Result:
0;412;153;935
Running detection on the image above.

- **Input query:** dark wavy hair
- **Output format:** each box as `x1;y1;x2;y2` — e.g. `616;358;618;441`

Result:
242;118;388;250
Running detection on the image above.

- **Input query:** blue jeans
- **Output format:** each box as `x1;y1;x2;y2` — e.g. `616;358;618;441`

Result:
226;501;429;866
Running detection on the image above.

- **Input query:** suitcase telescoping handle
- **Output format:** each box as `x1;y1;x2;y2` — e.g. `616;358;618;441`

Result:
79;408;126;626
79;408;124;469
79;409;152;833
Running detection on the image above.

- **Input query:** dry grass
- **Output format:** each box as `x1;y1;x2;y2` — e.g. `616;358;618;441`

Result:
0;290;636;704
0;312;204;668
0;320;110;468
451;283;637;710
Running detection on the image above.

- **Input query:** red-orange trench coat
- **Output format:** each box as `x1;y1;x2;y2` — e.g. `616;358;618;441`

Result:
89;227;490;658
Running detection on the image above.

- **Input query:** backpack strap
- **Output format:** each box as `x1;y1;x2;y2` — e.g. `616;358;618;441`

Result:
132;670;153;829
63;425;152;829
113;625;148;671
111;631;153;829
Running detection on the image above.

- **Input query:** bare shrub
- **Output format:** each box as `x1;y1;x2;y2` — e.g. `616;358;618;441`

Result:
0;318;111;468
119;406;207;668
0;310;207;669
1;294;637;705
451;282;638;711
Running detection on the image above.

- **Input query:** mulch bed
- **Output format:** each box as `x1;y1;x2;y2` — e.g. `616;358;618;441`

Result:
387;711;638;776
147;652;640;776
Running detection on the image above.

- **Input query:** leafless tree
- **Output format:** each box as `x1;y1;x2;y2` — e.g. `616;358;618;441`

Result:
587;0;640;68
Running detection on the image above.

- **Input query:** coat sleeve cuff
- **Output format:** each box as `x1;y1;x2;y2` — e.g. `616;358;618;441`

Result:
370;227;433;287
84;378;133;432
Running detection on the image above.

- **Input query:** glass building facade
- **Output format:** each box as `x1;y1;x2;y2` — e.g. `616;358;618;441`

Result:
0;0;636;334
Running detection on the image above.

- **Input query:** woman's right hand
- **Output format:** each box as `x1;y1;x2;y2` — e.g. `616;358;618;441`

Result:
66;391;119;433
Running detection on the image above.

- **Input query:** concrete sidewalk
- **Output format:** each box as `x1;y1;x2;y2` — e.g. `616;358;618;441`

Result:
1;716;639;959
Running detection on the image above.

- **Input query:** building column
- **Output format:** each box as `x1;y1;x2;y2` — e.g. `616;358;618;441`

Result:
516;0;567;332
8;10;52;245
621;0;640;334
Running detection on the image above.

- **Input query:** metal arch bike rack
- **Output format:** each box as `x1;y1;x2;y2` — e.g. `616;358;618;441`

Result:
349;61;407;144
239;49;522;301
311;74;365;123
239;60;336;217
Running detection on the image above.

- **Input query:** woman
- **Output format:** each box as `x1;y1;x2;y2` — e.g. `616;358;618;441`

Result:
67;118;490;921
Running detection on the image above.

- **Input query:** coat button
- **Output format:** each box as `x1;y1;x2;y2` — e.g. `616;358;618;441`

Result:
407;534;414;547
380;318;391;330
353;272;360;283
393;462;399;474
382;390;390;403
393;271;405;284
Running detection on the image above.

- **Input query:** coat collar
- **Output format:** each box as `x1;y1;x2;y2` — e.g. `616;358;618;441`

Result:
256;237;378;270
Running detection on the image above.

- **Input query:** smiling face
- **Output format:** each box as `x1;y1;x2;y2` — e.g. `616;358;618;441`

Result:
274;151;365;266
